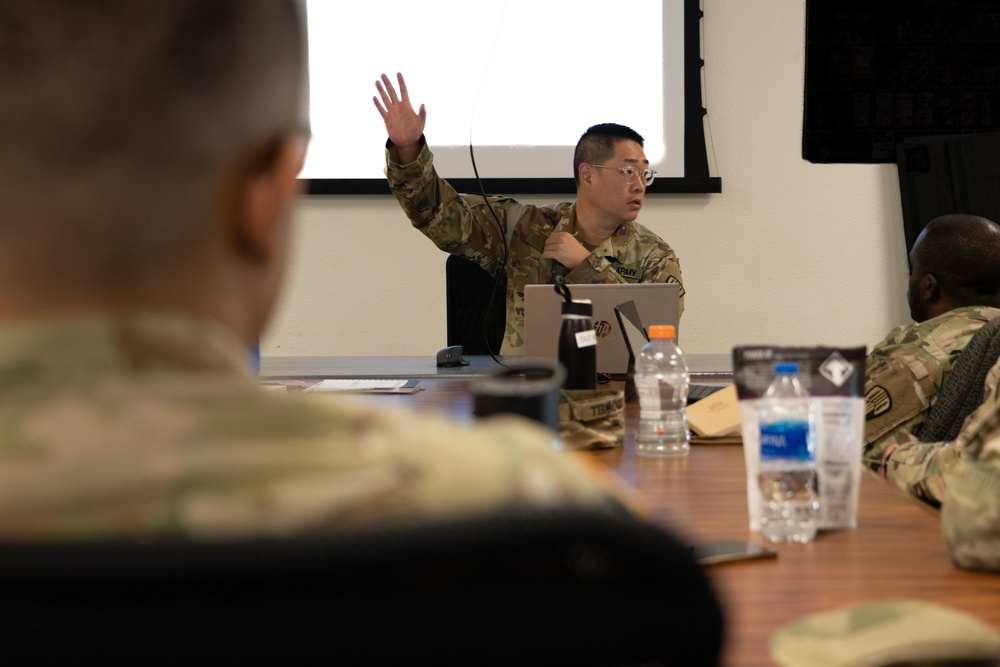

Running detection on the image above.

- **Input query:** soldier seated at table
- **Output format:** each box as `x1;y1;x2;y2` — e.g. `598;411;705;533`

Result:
373;72;685;355
863;214;1000;475
0;0;629;540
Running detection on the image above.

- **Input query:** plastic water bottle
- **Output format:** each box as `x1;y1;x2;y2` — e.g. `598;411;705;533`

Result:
758;362;818;543
635;325;690;457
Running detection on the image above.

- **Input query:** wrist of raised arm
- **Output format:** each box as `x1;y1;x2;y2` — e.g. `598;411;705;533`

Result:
386;135;427;167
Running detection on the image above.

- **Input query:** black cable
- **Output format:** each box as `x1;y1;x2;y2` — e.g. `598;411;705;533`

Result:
469;142;509;368
466;0;512;369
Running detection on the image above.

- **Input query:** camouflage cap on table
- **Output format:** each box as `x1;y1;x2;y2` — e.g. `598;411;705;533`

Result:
771;600;1000;666
558;389;625;450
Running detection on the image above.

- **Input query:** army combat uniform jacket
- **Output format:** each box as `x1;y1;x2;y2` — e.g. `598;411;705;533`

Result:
0;313;624;540
882;358;1000;572
385;138;684;354
862;306;1000;473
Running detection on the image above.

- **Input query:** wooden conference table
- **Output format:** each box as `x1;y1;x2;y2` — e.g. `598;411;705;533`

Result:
263;356;1000;667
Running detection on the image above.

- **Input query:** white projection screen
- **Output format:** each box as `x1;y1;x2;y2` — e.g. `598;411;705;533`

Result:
301;0;718;194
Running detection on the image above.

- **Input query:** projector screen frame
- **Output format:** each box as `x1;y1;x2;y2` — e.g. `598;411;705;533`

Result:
304;0;720;196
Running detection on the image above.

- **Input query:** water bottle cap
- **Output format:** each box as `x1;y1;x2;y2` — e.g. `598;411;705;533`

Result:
648;325;675;339
561;299;592;316
775;362;799;374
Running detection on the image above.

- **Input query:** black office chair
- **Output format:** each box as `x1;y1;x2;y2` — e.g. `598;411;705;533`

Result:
445;254;506;355
0;508;724;665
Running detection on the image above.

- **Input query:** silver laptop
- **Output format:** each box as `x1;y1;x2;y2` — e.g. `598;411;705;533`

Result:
523;283;681;375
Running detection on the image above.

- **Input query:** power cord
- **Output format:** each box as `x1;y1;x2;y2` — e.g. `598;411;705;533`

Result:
466;0;511;369
468;143;509;368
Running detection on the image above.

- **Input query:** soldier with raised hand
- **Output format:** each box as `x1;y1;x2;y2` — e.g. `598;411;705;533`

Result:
373;72;684;354
0;1;627;539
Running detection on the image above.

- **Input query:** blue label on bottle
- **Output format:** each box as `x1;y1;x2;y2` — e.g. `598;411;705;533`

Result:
760;420;812;460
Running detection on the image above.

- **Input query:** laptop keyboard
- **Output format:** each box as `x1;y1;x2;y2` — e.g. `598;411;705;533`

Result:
688;384;724;404
597;376;726;404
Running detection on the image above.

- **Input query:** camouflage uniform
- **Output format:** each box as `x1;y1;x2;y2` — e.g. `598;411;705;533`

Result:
882;359;1000;571
0;313;625;540
771;600;1000;665
862;306;1000;473
384;139;685;354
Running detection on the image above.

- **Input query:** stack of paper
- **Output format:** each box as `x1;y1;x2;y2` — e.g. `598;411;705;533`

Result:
307;379;422;394
258;380;319;392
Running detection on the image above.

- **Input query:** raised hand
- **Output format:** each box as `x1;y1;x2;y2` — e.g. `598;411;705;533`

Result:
373;72;426;156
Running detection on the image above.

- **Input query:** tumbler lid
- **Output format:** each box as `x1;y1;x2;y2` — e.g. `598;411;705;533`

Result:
561;299;592;316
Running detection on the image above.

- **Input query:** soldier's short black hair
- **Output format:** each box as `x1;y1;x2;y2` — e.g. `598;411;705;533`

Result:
573;123;645;187
0;0;305;280
915;214;1000;307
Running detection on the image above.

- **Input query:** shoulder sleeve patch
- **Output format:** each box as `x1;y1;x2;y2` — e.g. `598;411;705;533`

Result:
864;356;934;443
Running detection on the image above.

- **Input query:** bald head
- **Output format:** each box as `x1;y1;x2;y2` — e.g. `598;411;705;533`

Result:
907;214;1000;321
0;0;305;282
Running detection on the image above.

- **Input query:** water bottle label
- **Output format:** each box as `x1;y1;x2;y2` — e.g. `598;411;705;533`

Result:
760;419;811;460
575;330;597;348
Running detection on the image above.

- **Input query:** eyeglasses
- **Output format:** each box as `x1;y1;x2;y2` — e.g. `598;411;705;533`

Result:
590;164;657;186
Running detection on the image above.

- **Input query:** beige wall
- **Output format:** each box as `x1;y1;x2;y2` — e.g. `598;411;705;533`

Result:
262;0;910;358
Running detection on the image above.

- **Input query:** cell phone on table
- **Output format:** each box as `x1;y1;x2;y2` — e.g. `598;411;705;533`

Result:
691;540;777;565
